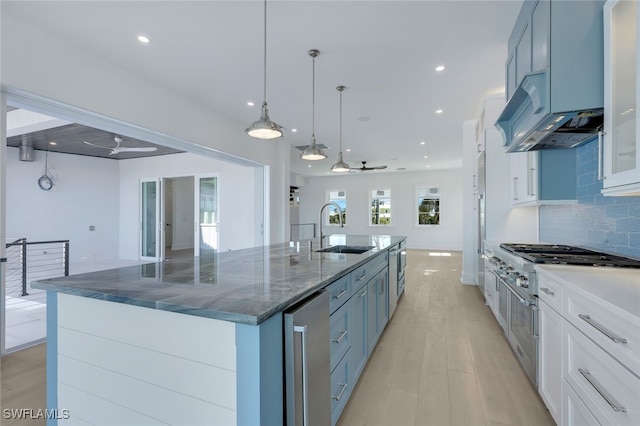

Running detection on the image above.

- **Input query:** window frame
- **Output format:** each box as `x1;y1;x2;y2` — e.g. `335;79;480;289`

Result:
415;185;441;226
369;188;392;226
325;189;347;226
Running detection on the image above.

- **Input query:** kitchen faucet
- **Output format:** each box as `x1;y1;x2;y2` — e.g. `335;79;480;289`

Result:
319;202;343;248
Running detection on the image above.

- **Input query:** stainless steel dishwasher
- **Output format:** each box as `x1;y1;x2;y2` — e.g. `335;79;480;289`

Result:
284;291;330;425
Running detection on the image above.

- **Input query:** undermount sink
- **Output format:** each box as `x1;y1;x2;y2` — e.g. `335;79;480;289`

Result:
315;245;375;254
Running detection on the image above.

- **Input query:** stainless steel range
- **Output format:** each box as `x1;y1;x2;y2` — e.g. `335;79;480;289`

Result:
488;243;640;389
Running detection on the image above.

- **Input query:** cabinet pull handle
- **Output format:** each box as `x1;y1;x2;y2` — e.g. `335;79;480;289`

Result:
332;330;347;344
578;368;626;413
540;287;555;296
597;131;606;181
356;273;366;282
578;314;627;344
528;167;535;196
359;290;367;298
293;325;310;425
473;174;477;188
513;177;519;200
332;289;347;300
332;383;348;401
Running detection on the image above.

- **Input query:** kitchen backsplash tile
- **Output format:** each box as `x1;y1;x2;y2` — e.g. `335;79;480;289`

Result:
539;139;640;259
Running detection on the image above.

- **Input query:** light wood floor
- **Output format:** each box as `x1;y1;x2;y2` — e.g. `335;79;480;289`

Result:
0;250;554;426
338;250;554;426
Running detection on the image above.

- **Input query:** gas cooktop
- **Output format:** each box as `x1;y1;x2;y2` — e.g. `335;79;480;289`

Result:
500;243;640;268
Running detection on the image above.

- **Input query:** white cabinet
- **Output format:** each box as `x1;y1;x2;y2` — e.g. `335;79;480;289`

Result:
510;152;536;205
536;266;640;426
538;298;562;425
602;0;640;196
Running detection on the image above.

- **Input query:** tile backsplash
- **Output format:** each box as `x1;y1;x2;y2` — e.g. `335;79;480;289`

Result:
539;138;640;259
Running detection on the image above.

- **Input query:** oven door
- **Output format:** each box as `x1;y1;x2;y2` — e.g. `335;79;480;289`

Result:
494;271;539;387
507;283;538;387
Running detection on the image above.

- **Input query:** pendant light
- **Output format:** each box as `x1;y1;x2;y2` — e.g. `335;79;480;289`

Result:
331;85;351;172
300;49;327;160
246;0;283;140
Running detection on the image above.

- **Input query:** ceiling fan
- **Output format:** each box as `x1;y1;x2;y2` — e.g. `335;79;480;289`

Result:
354;161;387;172
83;136;158;155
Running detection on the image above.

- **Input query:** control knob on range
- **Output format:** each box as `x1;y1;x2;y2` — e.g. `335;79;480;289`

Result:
516;274;529;288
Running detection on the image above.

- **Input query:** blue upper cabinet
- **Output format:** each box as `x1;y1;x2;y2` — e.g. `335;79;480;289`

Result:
498;0;605;152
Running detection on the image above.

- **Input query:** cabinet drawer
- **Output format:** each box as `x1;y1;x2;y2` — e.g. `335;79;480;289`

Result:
562;379;599;426
537;273;563;314
351;252;388;292
564;322;640;426
327;274;351;315
330;301;350;373
330;349;351;425
564;286;640;377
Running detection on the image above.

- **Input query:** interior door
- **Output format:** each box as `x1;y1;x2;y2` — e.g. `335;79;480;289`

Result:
195;176;218;256
140;178;162;261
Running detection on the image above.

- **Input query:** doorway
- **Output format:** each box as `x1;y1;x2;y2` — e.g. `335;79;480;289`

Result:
139;175;218;261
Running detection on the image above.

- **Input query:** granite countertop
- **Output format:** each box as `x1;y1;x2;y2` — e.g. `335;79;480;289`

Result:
536;264;640;318
32;234;405;325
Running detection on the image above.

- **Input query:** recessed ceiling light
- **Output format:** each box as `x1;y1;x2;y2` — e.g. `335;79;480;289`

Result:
420;141;426;145
426;165;431;168
308;165;312;168
247;101;255;107
436;109;443;114
423;155;428;159
137;35;150;44
49;141;57;146
346;148;351;152
291;128;297;132
435;65;445;72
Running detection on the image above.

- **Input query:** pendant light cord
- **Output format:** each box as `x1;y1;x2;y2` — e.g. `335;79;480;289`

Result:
311;54;316;138
339;89;343;153
262;0;268;102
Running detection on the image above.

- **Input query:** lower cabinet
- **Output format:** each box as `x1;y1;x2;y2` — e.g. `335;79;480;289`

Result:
327;250;392;425
538;298;562;425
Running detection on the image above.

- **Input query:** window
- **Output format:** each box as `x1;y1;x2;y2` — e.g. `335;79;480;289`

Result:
327;190;346;225
370;189;391;225
417;186;440;225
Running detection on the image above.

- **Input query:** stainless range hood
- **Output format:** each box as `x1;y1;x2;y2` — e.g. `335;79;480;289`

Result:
496;70;604;153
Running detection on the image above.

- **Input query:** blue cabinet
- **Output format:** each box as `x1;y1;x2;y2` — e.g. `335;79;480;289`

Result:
327;250;390;425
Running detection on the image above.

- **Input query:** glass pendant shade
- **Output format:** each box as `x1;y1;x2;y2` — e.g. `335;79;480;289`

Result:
301;137;327;160
246;101;283;139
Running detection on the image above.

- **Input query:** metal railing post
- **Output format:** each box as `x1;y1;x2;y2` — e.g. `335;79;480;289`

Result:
64;241;70;276
21;239;28;296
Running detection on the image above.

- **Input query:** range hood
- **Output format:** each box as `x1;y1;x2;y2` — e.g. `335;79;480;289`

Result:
496;71;603;152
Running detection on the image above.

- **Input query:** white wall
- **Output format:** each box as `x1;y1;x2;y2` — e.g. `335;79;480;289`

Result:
118;152;255;259
5;147;120;263
1;11;289;244
298;169;463;251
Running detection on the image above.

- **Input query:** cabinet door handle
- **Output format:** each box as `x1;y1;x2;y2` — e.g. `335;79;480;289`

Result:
358;290;367;298
332;383;348;401
332;330;348;344
597;131;605;181
528;167;535;196
540;287;555;296
473;174;477;188
578;368;626;413
356;273;366;282
513;177;519;200
578;314;627;343
332;289;347;300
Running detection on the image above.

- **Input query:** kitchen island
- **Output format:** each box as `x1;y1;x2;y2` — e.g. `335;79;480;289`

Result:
32;234;405;426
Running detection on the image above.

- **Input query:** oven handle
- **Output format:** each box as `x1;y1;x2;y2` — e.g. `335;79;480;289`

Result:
492;270;536;307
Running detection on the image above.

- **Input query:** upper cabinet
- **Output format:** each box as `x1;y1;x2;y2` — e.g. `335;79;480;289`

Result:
601;0;640;196
498;0;605;153
510;150;577;207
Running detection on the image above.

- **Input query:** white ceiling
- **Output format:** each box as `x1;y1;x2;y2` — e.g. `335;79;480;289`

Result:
2;0;521;177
